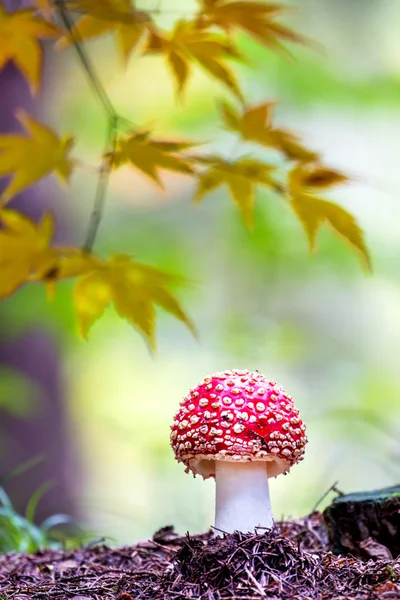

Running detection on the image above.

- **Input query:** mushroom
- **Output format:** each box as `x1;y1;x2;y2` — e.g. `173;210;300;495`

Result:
170;369;307;533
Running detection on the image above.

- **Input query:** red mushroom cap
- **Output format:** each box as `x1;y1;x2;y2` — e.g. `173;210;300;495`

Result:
170;369;307;479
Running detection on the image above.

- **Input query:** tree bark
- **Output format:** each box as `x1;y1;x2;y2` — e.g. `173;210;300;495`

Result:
0;60;78;522
323;485;400;559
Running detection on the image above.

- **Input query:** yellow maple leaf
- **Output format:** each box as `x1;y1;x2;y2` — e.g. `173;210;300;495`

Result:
0;111;74;204
194;156;276;227
288;164;370;269
58;0;152;62
145;21;243;100
197;0;307;53
112;132;197;188
220;101;318;162
0;4;58;92
289;162;349;195
73;254;196;349
0;209;59;297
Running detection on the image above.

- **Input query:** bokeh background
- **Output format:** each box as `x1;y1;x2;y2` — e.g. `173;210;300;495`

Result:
1;0;400;545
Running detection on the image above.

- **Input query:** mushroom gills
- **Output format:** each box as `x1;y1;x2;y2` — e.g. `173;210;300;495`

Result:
214;460;274;534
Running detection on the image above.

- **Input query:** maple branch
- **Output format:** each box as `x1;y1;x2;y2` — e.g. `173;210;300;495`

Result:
83;116;118;253
55;1;117;120
54;0;122;253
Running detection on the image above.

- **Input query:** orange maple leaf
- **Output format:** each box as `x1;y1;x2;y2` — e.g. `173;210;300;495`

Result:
112;132;197;188
195;156;276;227
220;101;319;162
0;4;58;92
0;111;74;204
59;0;152;62
145;21;243;100
197;0;308;53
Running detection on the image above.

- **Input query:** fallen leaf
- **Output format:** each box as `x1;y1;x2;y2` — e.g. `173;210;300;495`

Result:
0;111;74;204
197;0;308;53
73;254;195;349
0;4;58;92
112;132;197;188
145;21;243;100
195;156;276;227
289;179;370;270
359;538;393;561
220;101;319;161
58;0;152;62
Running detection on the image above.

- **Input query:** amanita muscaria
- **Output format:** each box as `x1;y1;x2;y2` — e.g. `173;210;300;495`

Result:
170;369;307;533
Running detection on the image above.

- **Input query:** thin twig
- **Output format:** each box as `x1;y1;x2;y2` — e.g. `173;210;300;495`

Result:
311;480;341;514
55;1;117;119
54;0;120;251
83;117;118;253
244;568;266;597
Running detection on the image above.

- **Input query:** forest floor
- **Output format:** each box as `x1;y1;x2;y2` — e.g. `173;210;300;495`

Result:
0;513;399;600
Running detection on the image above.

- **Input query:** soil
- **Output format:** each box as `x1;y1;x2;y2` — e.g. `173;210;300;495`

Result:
0;513;399;600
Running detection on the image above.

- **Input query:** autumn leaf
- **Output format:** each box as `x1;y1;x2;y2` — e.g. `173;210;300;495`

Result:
197;0;308;54
0;209;59;297
0;4;58;92
220;101;318;162
0;111;74;204
33;0;54;16
145;21;243;100
112;132;197;188
195;156;276;227
73;254;195;349
289;162;349;195
58;0;152;62
288;164;370;269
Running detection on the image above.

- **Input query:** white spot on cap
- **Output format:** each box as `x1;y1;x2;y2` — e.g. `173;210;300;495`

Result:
222;396;232;405
199;398;209;407
249;415;257;423
256;402;265;412
233;423;245;434
257;388;265;396
190;415;200;424
188;404;195;411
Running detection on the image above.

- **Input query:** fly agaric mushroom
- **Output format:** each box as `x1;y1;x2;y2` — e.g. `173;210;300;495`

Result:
170;369;307;533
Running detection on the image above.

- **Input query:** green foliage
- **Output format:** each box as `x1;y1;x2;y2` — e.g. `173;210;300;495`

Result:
0;486;74;553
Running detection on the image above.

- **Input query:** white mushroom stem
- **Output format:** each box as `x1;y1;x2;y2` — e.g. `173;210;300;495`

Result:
214;461;274;533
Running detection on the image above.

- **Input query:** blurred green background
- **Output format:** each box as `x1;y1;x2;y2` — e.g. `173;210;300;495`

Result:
1;0;400;545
